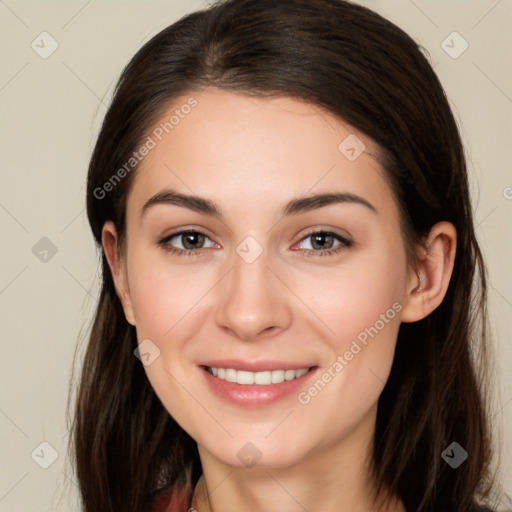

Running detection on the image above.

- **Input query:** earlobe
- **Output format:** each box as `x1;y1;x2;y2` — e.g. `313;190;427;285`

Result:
101;221;136;326
400;221;457;324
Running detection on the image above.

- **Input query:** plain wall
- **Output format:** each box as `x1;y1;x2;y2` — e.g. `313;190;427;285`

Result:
0;0;511;510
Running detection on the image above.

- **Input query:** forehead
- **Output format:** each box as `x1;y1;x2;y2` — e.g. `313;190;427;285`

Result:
126;88;397;222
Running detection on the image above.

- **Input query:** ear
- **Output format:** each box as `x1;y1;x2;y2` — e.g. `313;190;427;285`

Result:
400;221;457;323
102;221;136;326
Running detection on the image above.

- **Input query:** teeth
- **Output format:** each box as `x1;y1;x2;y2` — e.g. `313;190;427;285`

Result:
207;366;310;385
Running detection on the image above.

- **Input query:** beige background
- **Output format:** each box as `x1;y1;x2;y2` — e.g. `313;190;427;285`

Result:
0;0;511;510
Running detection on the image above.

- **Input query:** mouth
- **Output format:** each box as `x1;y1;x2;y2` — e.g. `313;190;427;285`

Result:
197;359;319;406
203;365;314;385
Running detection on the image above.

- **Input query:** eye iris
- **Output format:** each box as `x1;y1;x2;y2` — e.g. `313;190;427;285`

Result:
183;232;205;249
311;233;334;250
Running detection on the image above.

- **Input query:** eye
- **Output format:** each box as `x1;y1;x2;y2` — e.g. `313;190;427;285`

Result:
294;230;353;257
158;229;353;258
158;230;218;256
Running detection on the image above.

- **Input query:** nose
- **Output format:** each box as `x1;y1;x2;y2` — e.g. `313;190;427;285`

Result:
214;246;292;342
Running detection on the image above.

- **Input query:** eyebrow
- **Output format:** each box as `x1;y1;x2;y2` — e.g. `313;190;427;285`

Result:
141;189;377;219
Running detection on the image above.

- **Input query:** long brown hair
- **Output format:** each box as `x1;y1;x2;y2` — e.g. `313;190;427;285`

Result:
66;0;504;510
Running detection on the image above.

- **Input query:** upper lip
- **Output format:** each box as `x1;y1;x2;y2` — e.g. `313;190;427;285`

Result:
198;359;316;372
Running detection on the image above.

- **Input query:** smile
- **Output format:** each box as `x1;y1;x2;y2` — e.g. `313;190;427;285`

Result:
199;363;319;406
206;366;311;385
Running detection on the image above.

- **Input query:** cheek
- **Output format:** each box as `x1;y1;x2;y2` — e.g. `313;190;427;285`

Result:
301;242;406;350
289;252;405;442
293;238;407;422
127;250;203;340
126;251;206;425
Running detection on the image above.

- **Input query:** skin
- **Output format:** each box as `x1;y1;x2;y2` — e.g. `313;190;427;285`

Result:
102;88;456;512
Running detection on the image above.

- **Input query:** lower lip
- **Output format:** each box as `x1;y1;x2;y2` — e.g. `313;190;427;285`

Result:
199;366;318;406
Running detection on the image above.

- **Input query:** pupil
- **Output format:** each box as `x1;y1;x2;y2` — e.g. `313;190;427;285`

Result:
313;233;333;250
184;232;203;249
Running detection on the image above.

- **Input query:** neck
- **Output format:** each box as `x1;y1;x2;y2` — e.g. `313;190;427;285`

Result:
191;408;405;512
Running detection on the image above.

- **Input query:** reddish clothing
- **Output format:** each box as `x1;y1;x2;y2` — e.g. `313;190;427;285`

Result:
150;484;193;512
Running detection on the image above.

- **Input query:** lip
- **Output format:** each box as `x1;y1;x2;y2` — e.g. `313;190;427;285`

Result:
197;360;319;406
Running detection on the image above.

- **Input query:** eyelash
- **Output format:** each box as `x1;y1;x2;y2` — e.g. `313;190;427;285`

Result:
157;229;353;258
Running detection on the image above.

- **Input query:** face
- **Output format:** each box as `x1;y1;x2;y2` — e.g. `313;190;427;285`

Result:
105;88;422;469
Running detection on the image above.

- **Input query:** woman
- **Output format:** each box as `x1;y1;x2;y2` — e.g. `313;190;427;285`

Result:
69;0;508;510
